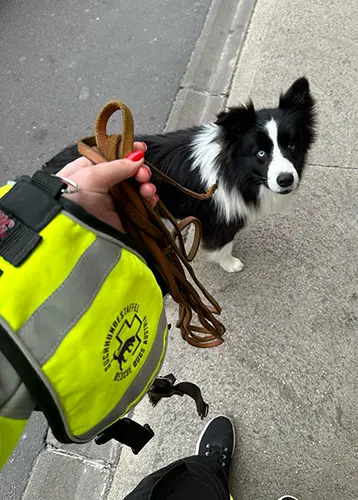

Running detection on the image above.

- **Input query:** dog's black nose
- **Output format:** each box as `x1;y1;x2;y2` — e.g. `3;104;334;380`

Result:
277;173;294;188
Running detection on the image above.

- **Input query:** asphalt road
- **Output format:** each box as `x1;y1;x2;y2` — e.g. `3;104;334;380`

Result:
0;0;212;498
0;0;211;182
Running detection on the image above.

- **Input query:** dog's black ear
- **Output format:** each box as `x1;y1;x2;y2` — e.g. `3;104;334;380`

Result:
215;102;256;139
279;77;314;111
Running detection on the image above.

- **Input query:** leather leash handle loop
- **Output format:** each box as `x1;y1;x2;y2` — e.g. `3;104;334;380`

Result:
94;100;134;159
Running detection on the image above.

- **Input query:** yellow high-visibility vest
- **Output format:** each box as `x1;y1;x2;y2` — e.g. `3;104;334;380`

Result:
0;172;167;468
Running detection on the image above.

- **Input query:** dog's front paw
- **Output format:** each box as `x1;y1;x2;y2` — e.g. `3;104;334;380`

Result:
220;256;244;273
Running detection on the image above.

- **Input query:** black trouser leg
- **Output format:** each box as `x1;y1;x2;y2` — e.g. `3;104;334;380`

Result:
123;455;230;500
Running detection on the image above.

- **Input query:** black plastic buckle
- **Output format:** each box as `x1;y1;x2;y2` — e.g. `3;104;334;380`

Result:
148;373;178;403
95;418;154;455
148;374;209;420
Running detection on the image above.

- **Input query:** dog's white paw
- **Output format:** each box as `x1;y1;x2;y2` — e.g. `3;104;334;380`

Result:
220;256;244;273
206;242;244;273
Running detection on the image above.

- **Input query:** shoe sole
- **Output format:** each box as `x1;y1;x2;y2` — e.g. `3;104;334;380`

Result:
195;414;236;458
277;496;299;500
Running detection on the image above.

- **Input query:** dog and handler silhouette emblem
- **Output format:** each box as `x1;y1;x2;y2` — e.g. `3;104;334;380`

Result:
102;303;150;381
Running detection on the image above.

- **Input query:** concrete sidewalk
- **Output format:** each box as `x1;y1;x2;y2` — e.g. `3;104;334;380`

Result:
108;1;358;500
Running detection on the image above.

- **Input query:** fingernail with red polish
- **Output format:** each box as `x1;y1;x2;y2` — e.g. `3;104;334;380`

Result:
126;150;144;161
143;166;151;180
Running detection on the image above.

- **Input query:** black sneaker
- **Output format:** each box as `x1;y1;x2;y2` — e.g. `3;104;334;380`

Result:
277;496;299;500
196;415;235;478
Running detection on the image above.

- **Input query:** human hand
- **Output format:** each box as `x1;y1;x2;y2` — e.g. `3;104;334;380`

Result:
56;142;157;231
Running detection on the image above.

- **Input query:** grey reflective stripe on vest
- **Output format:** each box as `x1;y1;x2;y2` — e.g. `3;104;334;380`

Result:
19;237;121;366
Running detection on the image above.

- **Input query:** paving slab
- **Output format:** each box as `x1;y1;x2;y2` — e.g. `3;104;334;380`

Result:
108;164;358;500
22;449;111;500
227;0;358;170
0;413;48;500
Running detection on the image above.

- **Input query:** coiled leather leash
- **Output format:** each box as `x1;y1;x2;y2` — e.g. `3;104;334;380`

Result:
77;100;225;348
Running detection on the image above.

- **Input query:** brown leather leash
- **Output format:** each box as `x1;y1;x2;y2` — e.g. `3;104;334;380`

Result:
77;100;225;348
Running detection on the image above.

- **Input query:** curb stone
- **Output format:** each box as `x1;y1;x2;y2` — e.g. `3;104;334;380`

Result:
21;449;112;500
165;0;257;131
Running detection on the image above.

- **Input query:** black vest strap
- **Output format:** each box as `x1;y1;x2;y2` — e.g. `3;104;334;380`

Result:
0;172;65;266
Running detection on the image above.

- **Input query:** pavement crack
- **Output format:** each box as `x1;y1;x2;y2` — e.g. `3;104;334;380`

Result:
46;444;112;470
308;163;357;170
179;85;228;97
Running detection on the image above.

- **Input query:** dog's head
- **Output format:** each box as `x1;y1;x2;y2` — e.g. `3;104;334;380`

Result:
216;77;316;195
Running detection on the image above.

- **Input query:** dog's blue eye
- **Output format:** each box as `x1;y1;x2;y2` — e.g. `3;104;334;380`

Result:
257;150;266;158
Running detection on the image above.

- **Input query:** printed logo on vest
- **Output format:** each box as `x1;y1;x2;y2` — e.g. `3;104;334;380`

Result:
102;303;150;381
0;209;15;238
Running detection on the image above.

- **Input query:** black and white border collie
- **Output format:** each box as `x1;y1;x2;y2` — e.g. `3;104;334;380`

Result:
43;77;316;272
